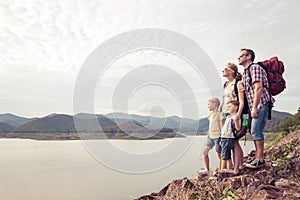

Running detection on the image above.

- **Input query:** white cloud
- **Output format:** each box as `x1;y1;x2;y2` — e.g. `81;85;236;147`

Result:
0;0;299;117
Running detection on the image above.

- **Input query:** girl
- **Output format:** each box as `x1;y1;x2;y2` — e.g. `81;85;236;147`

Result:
202;97;223;175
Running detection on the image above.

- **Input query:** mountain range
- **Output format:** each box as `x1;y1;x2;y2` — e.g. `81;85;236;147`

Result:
0;110;292;140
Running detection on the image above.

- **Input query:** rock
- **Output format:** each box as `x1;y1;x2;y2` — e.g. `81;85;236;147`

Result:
275;178;289;188
217;169;237;180
136;131;300;200
136;195;156;200
250;185;282;200
197;171;209;179
283;191;300;199
246;182;257;199
277;169;291;178
253;169;268;180
291;158;300;176
148;178;196;199
250;190;270;200
265;176;275;185
248;150;256;157
240;174;253;187
221;179;234;191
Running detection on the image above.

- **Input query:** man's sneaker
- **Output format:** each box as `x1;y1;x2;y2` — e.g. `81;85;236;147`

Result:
245;159;265;169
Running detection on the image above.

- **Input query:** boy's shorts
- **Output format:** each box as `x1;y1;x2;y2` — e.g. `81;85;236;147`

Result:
205;137;221;153
220;138;234;160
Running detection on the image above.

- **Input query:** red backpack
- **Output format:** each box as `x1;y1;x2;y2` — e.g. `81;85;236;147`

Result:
256;56;286;96
248;57;286;120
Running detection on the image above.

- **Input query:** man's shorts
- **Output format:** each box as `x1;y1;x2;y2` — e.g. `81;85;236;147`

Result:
205;137;221;153
249;102;270;140
220;138;234;160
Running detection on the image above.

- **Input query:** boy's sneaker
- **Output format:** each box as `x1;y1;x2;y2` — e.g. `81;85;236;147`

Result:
245;159;265;169
213;170;220;177
197;169;209;176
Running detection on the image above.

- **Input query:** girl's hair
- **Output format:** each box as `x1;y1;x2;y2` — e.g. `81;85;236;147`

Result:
227;62;242;80
208;97;220;111
227;100;239;108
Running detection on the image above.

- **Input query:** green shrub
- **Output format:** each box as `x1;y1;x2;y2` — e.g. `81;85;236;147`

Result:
279;107;300;132
222;190;238;200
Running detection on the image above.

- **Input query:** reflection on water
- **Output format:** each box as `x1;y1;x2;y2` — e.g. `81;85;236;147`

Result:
0;136;254;200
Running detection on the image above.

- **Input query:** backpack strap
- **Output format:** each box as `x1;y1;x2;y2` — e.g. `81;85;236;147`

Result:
223;81;229;88
247;63;254;86
234;80;239;101
230;118;237;137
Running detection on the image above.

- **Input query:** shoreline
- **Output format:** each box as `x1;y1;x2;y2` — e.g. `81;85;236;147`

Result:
0;132;208;141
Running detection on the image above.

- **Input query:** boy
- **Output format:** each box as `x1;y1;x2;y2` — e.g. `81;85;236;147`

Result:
220;100;241;172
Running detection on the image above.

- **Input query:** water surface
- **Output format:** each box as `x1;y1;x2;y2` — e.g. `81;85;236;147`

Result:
0;136;254;200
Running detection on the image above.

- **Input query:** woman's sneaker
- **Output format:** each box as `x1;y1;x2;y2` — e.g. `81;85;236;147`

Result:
245;159;265;169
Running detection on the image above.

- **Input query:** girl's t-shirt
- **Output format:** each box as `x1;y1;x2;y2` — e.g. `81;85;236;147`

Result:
208;111;224;139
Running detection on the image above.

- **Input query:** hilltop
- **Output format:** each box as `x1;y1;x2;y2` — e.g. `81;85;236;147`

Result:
0;113;182;140
137;130;300;199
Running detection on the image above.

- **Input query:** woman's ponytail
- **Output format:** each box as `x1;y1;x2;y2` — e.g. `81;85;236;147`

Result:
235;72;242;80
227;62;241;80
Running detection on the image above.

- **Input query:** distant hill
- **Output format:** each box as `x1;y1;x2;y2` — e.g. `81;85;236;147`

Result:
180;118;209;134
13;114;76;133
1;109;293;140
105;113;198;130
74;115;117;132
271;110;292;119
13;114;117;133
116;121;150;133
0;122;14;136
265;110;293;132
112;120;173;133
0;113;36;127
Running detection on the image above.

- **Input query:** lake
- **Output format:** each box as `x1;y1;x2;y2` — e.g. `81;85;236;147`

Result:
0;136;254;200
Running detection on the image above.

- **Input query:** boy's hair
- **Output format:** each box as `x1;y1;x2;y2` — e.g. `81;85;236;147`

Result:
240;48;255;62
227;100;239;108
208;97;220;110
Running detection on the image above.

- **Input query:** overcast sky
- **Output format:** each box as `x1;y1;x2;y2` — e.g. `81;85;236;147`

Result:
0;0;299;119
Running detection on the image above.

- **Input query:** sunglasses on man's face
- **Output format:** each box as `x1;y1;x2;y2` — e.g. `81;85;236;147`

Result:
238;54;248;59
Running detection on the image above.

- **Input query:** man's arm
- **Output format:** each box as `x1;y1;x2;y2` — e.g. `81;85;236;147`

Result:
252;81;263;119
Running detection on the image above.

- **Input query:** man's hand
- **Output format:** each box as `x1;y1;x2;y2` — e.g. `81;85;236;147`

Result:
251;108;258;119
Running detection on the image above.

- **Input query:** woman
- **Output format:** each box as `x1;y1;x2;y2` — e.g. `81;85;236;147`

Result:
221;62;245;174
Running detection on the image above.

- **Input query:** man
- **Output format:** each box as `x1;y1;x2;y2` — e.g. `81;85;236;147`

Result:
238;48;275;169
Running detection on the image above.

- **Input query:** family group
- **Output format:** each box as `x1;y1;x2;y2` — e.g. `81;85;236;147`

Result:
202;48;275;176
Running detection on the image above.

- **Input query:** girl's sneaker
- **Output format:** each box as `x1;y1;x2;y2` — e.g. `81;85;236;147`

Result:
197;169;209;176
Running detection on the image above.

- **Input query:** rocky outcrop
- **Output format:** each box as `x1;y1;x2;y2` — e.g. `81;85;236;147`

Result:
138;130;300;200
